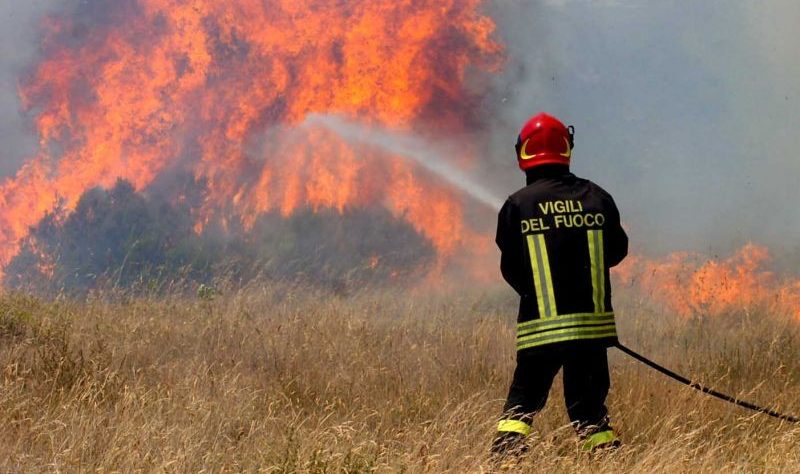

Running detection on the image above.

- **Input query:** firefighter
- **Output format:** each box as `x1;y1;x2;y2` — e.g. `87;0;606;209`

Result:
491;112;628;455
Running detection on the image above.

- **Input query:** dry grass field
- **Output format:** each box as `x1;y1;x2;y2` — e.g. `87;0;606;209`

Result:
1;282;799;472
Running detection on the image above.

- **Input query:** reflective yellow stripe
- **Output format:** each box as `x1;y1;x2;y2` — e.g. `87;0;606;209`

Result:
538;234;557;317
517;326;617;351
581;430;618;451
526;234;547;318
517;312;615;336
587;230;605;313
517;324;617;346
497;419;532;436
526;234;557;318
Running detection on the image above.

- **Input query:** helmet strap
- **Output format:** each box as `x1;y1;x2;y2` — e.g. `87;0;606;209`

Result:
567;125;575;149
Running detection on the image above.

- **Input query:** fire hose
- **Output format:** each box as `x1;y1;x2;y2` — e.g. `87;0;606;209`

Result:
615;342;800;424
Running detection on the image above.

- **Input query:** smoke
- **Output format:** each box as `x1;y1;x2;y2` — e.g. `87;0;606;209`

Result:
485;1;800;259
0;1;62;177
303;114;505;211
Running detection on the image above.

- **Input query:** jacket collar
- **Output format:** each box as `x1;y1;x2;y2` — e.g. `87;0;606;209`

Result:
525;165;572;185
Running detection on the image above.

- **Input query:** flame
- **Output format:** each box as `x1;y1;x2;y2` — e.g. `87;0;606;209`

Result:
0;0;502;279
615;243;800;319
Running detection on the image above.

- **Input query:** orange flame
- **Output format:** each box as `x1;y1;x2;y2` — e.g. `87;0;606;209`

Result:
0;0;502;279
615;243;800;319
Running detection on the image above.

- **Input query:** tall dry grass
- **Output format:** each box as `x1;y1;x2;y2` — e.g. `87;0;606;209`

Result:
0;282;798;472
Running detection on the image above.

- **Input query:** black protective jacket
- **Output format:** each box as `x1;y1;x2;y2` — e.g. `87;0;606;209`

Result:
496;166;628;353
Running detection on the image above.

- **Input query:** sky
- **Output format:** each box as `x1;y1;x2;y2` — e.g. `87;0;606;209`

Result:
0;0;798;259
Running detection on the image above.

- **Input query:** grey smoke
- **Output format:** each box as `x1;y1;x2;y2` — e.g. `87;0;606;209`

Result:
0;1;63;176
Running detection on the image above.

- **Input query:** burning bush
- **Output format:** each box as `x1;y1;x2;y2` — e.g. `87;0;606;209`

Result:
4;179;434;294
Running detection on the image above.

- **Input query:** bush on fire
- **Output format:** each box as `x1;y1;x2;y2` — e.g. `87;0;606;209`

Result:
4;179;433;295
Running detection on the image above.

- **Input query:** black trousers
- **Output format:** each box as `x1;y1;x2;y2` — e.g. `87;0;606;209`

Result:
501;345;611;435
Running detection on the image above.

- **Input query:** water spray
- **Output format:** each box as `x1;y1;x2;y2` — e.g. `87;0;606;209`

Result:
302;114;506;211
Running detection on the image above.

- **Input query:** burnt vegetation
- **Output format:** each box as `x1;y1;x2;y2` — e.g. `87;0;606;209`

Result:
4;179;434;294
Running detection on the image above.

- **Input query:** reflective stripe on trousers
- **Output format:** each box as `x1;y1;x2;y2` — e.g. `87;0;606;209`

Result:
581;429;619;451
497;419;532;437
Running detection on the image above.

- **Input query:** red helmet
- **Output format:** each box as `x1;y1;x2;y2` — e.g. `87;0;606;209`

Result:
515;112;574;170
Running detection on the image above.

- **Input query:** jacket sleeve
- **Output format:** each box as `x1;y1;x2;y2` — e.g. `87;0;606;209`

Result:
604;196;628;267
496;199;527;295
